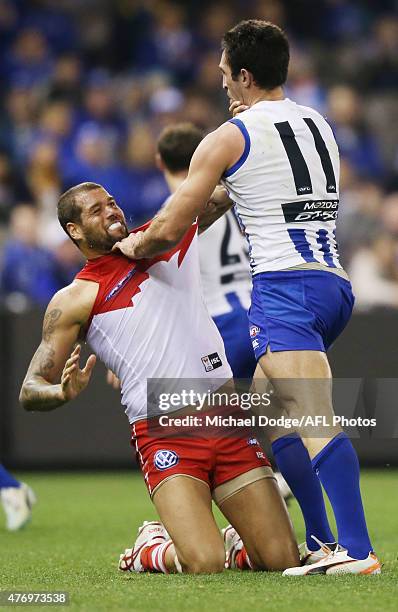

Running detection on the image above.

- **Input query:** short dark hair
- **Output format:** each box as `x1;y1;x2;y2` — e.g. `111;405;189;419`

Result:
57;182;102;243
157;123;203;173
221;20;289;90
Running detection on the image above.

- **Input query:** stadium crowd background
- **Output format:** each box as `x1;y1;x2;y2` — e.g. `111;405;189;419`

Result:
0;0;397;312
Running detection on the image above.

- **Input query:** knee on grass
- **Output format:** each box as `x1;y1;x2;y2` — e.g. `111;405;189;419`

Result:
248;538;299;572
179;546;226;574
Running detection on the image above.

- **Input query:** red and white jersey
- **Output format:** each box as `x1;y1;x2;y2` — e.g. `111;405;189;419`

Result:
76;221;232;424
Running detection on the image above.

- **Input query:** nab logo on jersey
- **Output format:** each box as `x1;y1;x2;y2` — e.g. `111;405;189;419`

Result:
201;352;222;372
154;450;179;471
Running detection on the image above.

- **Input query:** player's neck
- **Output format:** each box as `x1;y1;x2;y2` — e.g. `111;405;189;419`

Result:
86;249;111;260
164;170;188;194
247;86;285;107
80;243;112;260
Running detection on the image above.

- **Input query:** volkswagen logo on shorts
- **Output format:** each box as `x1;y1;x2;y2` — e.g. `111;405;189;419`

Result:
154;449;179;471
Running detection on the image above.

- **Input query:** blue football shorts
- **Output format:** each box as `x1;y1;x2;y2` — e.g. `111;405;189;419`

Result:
248;270;355;360
213;293;257;379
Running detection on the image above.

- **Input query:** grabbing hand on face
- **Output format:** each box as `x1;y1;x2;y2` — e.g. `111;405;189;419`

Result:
229;99;249;117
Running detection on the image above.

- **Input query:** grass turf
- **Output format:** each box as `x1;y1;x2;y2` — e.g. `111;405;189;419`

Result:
1;470;397;611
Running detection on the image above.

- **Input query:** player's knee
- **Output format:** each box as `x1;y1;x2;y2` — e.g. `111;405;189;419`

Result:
249;537;299;572
181;546;225;574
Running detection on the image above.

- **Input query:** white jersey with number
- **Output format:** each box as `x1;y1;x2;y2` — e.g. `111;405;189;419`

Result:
199;209;251;317
76;221;232;424
221;98;342;275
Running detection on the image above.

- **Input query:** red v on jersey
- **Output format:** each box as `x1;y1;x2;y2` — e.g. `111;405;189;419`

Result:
75;220;198;325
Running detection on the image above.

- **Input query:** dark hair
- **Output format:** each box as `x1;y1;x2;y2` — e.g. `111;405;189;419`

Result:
157;123;203;173
221;20;289;90
57;182;102;243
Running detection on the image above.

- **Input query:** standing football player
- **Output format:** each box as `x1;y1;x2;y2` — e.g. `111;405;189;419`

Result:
156;123;292;511
156;123;256;380
113;20;380;575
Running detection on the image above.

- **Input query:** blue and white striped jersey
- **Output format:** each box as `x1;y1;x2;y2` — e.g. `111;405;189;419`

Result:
221;98;342;275
199;209;251;317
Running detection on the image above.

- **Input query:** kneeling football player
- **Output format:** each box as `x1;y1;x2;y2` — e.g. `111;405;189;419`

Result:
20;182;299;574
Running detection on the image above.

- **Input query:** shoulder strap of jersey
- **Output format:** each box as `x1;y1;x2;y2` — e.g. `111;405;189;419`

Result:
223;118;251;178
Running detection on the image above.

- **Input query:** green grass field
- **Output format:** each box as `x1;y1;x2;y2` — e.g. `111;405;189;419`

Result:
1;470;397;611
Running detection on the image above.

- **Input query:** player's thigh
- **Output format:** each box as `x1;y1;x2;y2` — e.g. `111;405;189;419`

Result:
259;349;334;416
259;349;341;452
260;347;331;379
220;476;299;571
153;475;225;573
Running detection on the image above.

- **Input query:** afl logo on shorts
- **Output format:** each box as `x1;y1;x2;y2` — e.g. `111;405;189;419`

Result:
250;326;260;338
154;450;179;471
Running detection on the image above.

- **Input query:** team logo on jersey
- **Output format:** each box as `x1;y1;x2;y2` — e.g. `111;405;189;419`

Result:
252;339;259;349
201;352;222;372
247;437;259;446
282;200;339;223
154;450;179;471
105;267;136;301
250;325;260;338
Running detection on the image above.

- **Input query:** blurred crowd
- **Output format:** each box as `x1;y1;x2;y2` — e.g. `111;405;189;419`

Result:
0;0;397;311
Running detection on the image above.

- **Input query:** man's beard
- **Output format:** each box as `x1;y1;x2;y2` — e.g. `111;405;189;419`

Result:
84;224;129;253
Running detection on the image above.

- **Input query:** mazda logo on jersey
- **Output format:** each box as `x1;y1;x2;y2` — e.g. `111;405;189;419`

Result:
282;200;339;223
154;450;179;471
201;352;222;372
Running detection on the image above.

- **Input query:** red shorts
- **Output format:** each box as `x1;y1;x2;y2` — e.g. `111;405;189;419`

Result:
131;419;271;500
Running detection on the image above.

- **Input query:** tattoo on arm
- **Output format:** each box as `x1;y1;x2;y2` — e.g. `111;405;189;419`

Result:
34;309;62;377
19;308;64;410
37;345;56;377
43;308;62;342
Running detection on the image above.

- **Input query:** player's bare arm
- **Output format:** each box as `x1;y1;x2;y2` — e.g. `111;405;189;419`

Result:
113;123;245;259
197;186;234;234
19;280;98;411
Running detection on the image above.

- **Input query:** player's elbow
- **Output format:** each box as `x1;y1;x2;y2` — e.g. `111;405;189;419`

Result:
19;395;30;411
19;380;41;411
19;383;32;411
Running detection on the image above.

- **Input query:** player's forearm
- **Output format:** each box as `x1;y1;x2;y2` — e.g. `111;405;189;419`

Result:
198;199;233;234
134;219;181;258
19;377;66;412
135;207;193;258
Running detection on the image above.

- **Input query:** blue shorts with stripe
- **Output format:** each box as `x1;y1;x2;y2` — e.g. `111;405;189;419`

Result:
248;270;354;359
213;294;257;379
